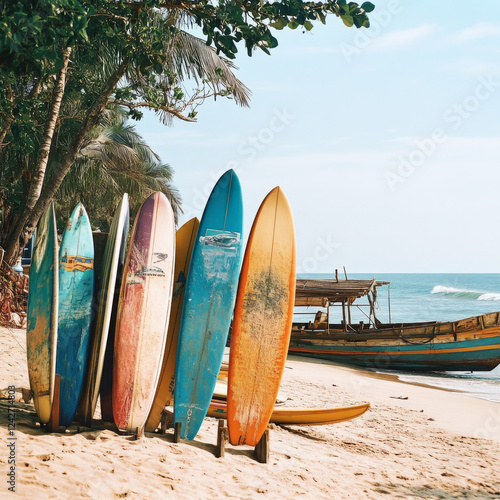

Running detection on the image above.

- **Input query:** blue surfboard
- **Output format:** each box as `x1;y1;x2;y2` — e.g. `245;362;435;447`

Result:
174;169;243;440
57;203;94;427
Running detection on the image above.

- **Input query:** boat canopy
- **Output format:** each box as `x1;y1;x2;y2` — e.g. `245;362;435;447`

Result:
295;278;389;307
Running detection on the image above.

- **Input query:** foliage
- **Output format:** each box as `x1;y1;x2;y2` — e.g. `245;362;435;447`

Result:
0;0;374;263
54;108;182;229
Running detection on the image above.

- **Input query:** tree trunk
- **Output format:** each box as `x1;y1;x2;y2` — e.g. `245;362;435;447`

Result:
0;81;14;146
4;57;130;265
4;47;72;264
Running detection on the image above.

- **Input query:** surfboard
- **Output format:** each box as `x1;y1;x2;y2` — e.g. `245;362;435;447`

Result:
26;202;58;425
99;202;130;423
207;400;370;425
208;401;370;426
78;194;129;425
145;217;199;432
174;169;243;440
212;380;288;405
57;203;95;427
113;192;175;432
227;187;296;446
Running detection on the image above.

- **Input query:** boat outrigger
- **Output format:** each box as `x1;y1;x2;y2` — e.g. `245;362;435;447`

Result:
289;277;500;372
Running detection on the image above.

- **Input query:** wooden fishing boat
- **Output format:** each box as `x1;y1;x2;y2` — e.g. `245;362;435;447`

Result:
289;278;500;372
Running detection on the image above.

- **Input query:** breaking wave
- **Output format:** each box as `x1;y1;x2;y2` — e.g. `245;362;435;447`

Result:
477;292;500;301
431;285;500;301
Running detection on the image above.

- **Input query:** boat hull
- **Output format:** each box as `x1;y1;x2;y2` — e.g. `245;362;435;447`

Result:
289;313;500;372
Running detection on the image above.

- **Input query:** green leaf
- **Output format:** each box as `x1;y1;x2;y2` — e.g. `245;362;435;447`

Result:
349;3;360;14
270;17;288;30
361;2;376;13
303;21;314;31
288;20;299;30
342;15;354;27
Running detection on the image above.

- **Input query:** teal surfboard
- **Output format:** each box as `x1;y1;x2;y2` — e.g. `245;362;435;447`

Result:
57;203;95;427
174;169;243;440
27;202;58;424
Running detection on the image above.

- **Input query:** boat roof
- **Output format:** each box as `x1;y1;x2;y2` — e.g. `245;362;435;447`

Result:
295;278;390;307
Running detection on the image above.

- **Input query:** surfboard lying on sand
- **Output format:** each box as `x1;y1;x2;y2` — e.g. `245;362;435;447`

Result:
27;202;58;425
227;187;296;446
78;194;129;425
174;169;243;440
57;203;95;427
113;192;175;432
208;401;370;426
146;217;199;433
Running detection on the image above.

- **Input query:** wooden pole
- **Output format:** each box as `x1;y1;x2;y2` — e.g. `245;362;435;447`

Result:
255;428;269;463
342;300;347;332
327;301;330;334
216;420;228;458
173;422;182;443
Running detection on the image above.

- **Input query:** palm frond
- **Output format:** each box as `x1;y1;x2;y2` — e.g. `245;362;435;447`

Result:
166;30;251;108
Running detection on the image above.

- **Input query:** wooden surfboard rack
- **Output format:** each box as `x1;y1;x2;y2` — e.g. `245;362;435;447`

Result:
216;420;228;458
133;426;144;440
216;421;270;463
173;422;182;443
159;408;174;434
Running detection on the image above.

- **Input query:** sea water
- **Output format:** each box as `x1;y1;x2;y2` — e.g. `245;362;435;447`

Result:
298;273;500;403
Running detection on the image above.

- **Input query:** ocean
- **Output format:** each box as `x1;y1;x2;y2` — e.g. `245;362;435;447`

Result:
298;273;500;403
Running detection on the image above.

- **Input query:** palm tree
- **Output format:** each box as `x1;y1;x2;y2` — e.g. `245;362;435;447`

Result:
54;107;182;230
1;9;250;264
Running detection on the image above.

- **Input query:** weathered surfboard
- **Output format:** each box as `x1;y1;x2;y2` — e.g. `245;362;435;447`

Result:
99;202;130;423
113;192;175;432
174;169;243;440
57;203;95;427
27;202;58;424
78;194;129;425
227;187;296;446
146;217;199;432
209;401;370;426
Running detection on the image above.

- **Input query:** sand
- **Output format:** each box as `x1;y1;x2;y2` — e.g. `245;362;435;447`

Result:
1;325;500;499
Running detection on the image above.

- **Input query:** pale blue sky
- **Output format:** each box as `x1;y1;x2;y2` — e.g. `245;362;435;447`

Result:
136;0;500;273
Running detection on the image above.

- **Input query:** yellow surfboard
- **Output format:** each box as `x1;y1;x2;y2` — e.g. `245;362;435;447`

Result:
209;401;370;426
145;217;199;432
227;187;296;446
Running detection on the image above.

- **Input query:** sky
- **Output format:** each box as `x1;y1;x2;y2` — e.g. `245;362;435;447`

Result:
135;0;500;274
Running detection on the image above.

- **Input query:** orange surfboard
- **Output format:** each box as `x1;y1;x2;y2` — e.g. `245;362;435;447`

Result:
145;217;199;432
227;187;296;446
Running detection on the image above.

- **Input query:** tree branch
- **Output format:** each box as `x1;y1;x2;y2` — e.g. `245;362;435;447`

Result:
109;99;197;122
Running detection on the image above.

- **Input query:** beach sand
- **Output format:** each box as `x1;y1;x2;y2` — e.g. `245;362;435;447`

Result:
2;325;500;499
